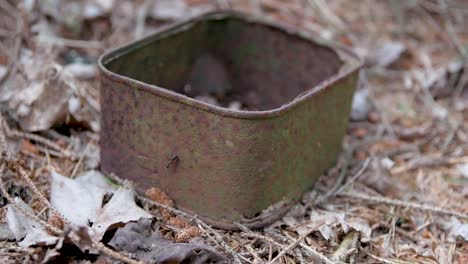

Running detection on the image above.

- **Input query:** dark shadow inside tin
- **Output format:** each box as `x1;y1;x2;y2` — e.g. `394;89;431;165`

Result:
104;16;343;111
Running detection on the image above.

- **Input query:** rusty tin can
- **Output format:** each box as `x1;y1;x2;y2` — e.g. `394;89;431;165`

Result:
99;11;362;229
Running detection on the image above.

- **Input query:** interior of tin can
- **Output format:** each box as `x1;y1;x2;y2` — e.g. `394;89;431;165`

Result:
105;15;344;111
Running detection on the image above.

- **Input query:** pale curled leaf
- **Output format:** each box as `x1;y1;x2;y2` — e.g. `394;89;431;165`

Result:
6;198;58;247
456;164;468;178
75;170;116;193
51;170;153;242
369;41;406;67
309;211;346;240
50;171;109;227
350;89;371;121
445;217;468;242
63;63;97;80
346;218;372;240
294;211;373;241
353;40;405;68
91;188;153;240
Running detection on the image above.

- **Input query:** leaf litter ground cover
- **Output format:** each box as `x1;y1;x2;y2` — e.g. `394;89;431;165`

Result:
0;0;468;263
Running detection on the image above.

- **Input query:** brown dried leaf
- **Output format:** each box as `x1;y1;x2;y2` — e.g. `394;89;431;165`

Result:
167;216;190;229
145;187;174;207
175;226;203;243
146;187;174;220
109;218;226;264
6;198;58;247
20;140;39;155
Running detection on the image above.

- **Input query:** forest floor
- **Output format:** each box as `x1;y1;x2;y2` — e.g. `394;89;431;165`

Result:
0;0;467;263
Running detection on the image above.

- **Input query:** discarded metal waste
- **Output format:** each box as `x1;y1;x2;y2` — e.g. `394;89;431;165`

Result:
99;11;362;229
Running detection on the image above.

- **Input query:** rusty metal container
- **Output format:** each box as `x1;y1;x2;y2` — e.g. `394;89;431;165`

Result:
99;11;361;229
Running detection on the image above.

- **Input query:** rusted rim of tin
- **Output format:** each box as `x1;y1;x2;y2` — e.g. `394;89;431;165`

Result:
177;200;294;230
98;10;363;120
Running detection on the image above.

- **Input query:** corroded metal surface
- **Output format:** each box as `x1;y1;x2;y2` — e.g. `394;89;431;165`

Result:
98;11;361;229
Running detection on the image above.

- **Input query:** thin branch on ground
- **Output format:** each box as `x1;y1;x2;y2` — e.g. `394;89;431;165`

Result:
391;155;468;174
280;228;336;264
236;222;287;250
362;248;413;264
339;191;468;220
2;118;73;159
69;139;93;178
335;158;371;195
34;35;103;49
107;173;251;263
0;125;144;264
196;220;252;264
314;147;353;205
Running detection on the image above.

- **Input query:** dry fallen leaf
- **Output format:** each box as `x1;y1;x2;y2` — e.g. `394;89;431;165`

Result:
6;198;58;247
354;40;405;68
50;171;111;227
50;170;152;241
290;211;373;241
456;164;468;178
350;89;372;121
369;41;406;68
0;47;99;132
91;188;154;240
345;217;372;241
175;226;203;243
445;217;468;243
109;218;225;264
146;187;173;220
63;62;97;80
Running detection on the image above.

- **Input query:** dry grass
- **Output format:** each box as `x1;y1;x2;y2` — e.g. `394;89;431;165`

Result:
0;0;467;263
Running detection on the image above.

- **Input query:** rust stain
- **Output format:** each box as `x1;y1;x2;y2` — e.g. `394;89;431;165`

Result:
98;11;362;229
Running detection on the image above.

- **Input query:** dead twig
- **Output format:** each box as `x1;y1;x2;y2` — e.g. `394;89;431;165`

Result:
391;155;468;174
236;223;286;250
2;118;73;159
376;222;418;244
0;169;143;264
437;0;467;58
281;230;336;264
362;248;413;264
0;124;143;264
314;147;353;205
245;244;263;263
196;220;252;264
335;158;371;194
34;35;102;49
339;191;468;220
107;173;251;263
237;221;334;262
69;139;93;178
